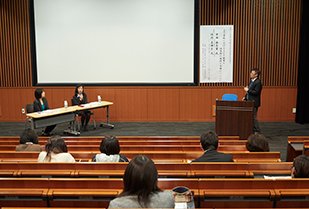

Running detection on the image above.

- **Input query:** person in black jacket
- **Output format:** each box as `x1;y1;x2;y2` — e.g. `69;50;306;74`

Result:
33;88;56;136
243;68;262;133
192;131;233;162
72;84;91;131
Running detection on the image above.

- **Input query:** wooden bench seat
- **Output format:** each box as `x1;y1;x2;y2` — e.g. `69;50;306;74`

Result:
286;136;309;161
0;151;281;163
1;178;309;208
0;162;292;178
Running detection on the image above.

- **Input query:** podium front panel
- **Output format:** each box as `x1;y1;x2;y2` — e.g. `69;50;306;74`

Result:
215;100;254;140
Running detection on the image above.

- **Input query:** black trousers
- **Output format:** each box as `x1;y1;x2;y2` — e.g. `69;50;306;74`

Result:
254;107;260;133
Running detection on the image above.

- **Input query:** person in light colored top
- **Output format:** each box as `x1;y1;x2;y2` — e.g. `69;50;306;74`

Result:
108;155;175;208
291;155;309;178
16;128;43;152
92;135;128;162
38;135;75;162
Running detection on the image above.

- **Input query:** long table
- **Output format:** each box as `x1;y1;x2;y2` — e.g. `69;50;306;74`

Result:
26;101;114;135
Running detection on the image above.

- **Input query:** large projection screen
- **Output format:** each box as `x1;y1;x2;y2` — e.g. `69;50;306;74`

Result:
29;0;199;86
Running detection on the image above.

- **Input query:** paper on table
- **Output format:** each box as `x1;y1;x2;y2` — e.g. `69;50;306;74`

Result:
263;175;291;179
175;203;187;209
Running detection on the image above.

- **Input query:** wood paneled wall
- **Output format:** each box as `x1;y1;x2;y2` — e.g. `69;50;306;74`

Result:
0;0;32;87
200;0;301;87
0;87;297;122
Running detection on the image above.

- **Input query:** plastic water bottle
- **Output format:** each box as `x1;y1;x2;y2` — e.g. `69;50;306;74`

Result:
98;95;101;103
64;100;68;110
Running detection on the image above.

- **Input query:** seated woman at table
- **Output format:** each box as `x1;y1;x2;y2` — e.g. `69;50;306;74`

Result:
72;84;91;131
246;133;269;152
33;88;56;136
92;135;129;162
108;155;175;208
38;135;75;162
16;128;43;152
291;155;309;178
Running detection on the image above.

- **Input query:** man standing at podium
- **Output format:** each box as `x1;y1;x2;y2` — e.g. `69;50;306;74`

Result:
243;68;262;134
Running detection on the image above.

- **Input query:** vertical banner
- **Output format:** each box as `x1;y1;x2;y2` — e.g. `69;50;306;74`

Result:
200;25;234;83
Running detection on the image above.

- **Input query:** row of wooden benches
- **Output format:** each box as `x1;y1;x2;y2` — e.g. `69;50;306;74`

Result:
0;151;281;162
0;136;239;141
0;162;292;178
0;178;309;208
0;144;248;152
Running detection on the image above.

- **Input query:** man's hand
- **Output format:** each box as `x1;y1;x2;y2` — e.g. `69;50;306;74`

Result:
244;86;249;92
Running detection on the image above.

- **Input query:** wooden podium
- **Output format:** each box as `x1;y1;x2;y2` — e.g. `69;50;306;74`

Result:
215;100;254;140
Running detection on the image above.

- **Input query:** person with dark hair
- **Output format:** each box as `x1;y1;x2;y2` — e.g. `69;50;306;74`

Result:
92;135;128;162
38;135;75;162
16;128;43;151
108;155;175;208
246;134;269;152
72;84;91;131
33;88;56;136
243;68;262;133
192;131;233;162
291;155;309;178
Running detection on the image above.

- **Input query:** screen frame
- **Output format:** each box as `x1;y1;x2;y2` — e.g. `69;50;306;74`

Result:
29;0;200;86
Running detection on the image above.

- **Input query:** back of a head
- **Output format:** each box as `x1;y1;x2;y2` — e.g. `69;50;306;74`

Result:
121;155;161;207
200;131;218;151
99;135;120;155
20;128;39;144
44;135;67;162
246;134;269;152
293;155;309;178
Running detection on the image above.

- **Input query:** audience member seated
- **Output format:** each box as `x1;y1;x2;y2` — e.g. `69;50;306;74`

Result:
92;135;129;162
192;131;234;162
246;133;270;152
291;155;309;178
38;135;75;162
16;128;43;152
108;155;175;208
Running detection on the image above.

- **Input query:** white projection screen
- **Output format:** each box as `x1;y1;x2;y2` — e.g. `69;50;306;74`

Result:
29;0;199;86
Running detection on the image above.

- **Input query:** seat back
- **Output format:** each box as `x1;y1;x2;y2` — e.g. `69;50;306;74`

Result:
222;94;238;101
25;104;34;113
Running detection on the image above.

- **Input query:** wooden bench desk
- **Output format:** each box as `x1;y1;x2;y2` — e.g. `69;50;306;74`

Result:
286;136;309;162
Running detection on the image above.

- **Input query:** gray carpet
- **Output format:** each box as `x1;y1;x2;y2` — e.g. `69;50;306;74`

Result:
1;121;309;162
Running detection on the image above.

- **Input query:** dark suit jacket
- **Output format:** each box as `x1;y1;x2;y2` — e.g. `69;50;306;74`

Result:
192;150;234;162
33;97;50;112
245;78;262;108
72;93;88;105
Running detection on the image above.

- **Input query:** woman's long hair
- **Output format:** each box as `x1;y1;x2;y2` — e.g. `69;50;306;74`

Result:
44;135;68;162
119;155;162;207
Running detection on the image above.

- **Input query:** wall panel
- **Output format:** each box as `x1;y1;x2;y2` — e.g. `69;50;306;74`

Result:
0;87;297;122
200;0;301;87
